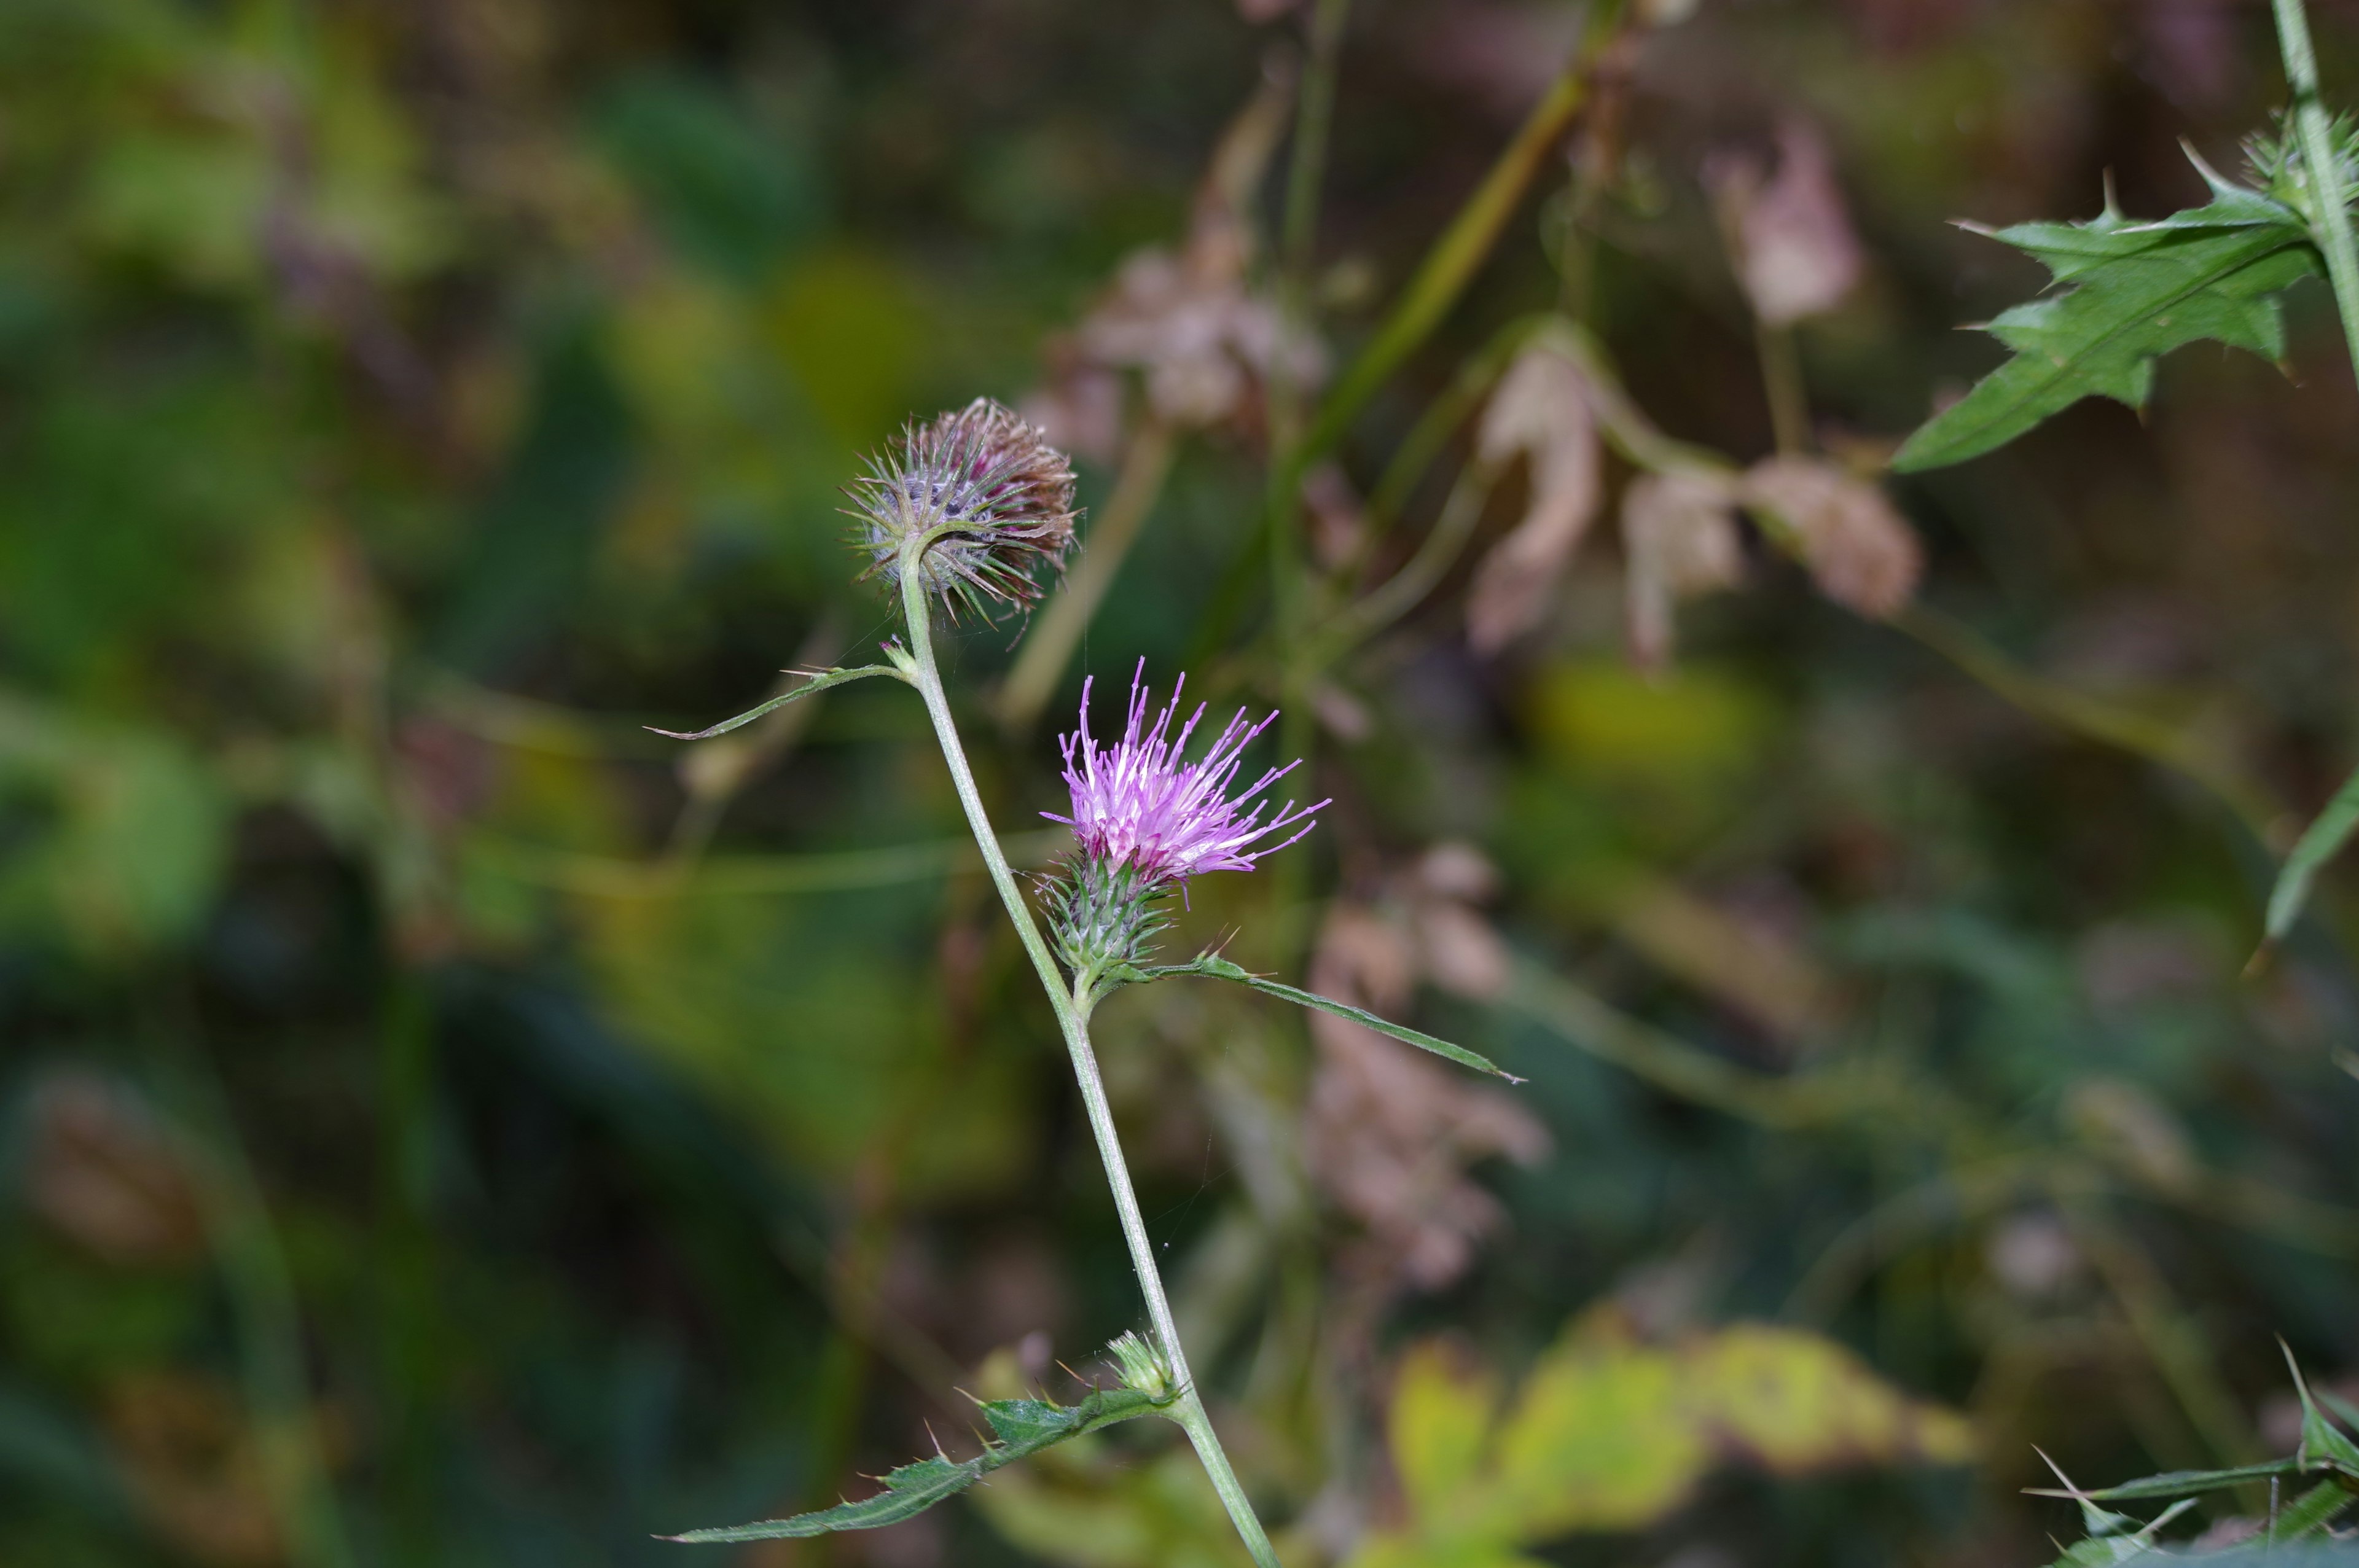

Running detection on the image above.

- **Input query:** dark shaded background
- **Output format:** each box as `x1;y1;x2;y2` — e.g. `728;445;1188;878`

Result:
5;0;2359;1564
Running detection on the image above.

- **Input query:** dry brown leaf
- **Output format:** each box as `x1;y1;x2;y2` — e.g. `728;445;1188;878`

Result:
1413;841;1502;905
1416;902;1512;1001
1049;72;1319;433
1467;347;1602;653
1304;900;1547;1293
1314;902;1419;1016
1741;456;1921;618
104;1371;283;1567
1608;876;1834;1045
1709;120;1864;327
1621;470;1745;667
1303;461;1369;572
1019;335;1124;466
24;1071;206;1270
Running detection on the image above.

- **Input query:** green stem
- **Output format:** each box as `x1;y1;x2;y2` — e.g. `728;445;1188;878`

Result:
1282;0;1353;281
1755;319;1809;455
1267;0;1355;652
895;550;1281;1568
2273;0;2359;377
1189;32;1615;671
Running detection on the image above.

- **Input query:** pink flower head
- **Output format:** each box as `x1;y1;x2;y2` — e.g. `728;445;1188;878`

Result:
1046;661;1325;888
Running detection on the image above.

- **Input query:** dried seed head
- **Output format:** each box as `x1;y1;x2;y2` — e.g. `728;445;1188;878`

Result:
851;398;1079;620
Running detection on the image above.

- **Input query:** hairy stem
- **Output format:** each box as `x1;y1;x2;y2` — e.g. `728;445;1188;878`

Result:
895;550;1281;1568
2273;0;2359;378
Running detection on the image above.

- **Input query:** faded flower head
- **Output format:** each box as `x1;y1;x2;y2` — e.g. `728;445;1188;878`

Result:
1041;661;1324;977
851;397;1078;620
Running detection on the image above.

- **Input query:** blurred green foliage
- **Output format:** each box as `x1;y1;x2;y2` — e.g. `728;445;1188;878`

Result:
4;1;2359;1566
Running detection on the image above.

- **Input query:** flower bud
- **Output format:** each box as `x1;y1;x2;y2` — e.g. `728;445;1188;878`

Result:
1107;1330;1175;1401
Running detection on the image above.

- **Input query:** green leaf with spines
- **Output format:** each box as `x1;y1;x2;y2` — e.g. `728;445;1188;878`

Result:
2027;1458;2302;1502
647;663;907;741
2271;1478;2359;1542
659;1383;1172;1543
2284;1342;2359;1477
1129;952;1522;1081
1893;154;2321;472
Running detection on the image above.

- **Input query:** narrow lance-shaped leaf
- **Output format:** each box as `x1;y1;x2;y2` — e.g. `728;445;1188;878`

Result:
2025;1457;2303;1502
646;664;907;742
1894;174;2318;472
659;1383;1171;1543
1134;953;1522;1082
2264;762;2359;943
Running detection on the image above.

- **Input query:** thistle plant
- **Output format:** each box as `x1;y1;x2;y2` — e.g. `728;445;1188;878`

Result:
657;404;1512;1561
853;396;1079;621
1041;662;1324;994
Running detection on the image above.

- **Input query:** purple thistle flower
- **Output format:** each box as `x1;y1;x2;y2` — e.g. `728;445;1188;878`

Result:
1045;661;1325;889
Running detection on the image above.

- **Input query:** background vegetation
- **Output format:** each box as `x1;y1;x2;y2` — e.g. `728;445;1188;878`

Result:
5;1;2359;1564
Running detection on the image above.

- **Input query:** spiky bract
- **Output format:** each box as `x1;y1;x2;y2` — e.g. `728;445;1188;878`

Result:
2246;111;2359;225
853;398;1078;620
1106;1332;1175;1400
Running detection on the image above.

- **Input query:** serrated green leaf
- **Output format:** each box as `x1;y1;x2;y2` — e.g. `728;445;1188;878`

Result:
2026;1458;2302;1502
2264;762;2359;942
1893;192;2317;472
2272;1478;2359;1542
660;1384;1170;1543
1140;953;1522;1081
647;664;906;741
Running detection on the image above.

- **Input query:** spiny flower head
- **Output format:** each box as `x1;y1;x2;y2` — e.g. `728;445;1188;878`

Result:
851;398;1078;620
1045;661;1324;891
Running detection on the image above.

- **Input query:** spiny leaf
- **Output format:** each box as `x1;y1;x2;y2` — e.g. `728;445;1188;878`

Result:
2271;1477;2359;1542
2026;1457;2302;1502
659;1383;1170;1543
2043;1497;2199;1566
2282;1341;2359;1477
646;664;906;741
1138;953;1522;1081
2264;762;2359;943
1893;185;2317;472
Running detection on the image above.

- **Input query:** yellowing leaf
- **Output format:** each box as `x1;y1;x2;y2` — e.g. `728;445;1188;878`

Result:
1347;1313;1974;1566
1530;661;1774;785
1389;1343;1501;1527
1681;1324;1976;1472
1488;1330;1703;1537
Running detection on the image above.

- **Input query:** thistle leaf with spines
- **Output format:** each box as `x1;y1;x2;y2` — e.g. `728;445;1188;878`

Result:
1893;150;2322;472
658;1382;1172;1543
